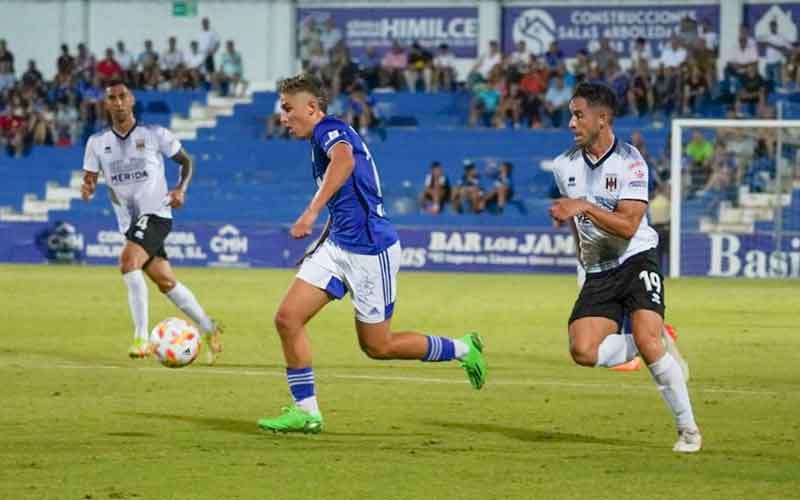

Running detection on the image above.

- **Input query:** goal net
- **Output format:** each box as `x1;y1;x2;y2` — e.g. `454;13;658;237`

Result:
669;118;800;279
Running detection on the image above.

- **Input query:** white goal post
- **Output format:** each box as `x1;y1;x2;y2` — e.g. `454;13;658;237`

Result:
669;118;800;278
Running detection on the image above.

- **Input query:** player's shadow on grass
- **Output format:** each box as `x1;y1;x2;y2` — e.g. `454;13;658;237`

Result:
426;420;642;447
126;412;258;435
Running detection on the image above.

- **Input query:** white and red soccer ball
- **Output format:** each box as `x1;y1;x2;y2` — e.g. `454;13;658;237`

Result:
149;317;201;368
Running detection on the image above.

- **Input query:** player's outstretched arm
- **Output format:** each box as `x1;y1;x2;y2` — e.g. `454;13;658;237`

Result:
81;171;98;201
290;142;354;239
584;199;647;240
168;148;194;208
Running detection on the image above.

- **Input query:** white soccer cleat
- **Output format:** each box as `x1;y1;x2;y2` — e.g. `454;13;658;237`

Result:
673;428;702;453
662;326;689;382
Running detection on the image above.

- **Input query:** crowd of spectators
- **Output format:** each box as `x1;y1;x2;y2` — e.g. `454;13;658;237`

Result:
0;18;245;157
419;159;515;215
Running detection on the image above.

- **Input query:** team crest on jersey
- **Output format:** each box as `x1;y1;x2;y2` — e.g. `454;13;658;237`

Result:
136;139;145;152
605;173;618;191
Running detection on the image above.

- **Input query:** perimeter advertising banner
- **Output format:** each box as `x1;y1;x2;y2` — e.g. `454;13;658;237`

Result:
297;7;479;58
502;4;719;57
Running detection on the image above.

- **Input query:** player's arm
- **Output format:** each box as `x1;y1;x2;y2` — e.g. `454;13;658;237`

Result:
168;148;193;208
81;171;98;201
583;199;647;240
290;142;355;239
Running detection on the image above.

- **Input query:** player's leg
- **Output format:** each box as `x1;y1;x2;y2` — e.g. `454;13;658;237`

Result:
143;256;222;364
627;251;700;452
258;249;335;434
119;240;151;357
350;242;486;389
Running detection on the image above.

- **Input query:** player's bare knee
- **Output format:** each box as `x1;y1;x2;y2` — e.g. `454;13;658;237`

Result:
119;259;141;274
569;342;597;366
156;278;176;294
360;342;392;360
273;308;300;336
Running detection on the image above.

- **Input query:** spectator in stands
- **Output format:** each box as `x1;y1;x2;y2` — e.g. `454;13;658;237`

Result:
319;17;343;57
137;40;160;89
419;161;450;214
544;41;564;71
607;62;630;114
682;62;711;116
451;160;483;213
783;42;800;90
627;60;653;117
685;130;714;192
27;102;55;146
734;63;766;116
380;41;409;90
724;26;758;89
592;38;618;75
697;143;736;197
493;79;524;128
509;40;531;74
483;161;514;214
265;96;288;140
518;59;549;126
699;19;718;54
184;40;206;89
630;131;656;168
346;83;376;136
56;44;74;78
432;44;456;92
306;40;330;81
759;19;792;89
359;46;381;90
543;74;572;128
571;49;590;83
115;41;135;85
74;43;96;79
629;37;652;70
745;138;776;192
649;181;671;269
0;105;27;157
96;48;123;88
406;41;433;93
651;65;679;119
298;17;320;70
161;37;185;88
77;73;104;126
54;94;80;145
468;72;501;127
0;40;15;91
21;60;43;91
660;35;687;69
197;17;220;75
469;40;501;87
216;40;247;96
329;45;359;97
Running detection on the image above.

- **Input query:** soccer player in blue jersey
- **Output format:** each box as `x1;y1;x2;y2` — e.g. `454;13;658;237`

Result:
257;74;487;434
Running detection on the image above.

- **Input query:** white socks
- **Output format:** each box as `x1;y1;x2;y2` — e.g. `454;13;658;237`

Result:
165;282;214;332
122;270;149;341
648;353;697;430
453;339;470;359
297;396;321;417
595;334;639;367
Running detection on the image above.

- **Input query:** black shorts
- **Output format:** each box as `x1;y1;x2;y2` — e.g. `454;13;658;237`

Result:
125;214;172;261
569;249;665;327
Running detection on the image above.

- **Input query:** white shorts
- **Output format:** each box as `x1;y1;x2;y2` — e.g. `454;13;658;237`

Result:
297;239;400;324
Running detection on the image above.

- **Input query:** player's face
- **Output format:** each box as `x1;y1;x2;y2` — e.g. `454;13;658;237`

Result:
568;97;601;148
105;84;134;123
280;92;318;139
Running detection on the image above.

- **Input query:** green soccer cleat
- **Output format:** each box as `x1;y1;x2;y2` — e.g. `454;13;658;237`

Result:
459;332;487;389
257;406;324;434
128;338;151;359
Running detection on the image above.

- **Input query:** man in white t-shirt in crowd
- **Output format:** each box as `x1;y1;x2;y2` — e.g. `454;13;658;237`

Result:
628;37;653;70
197;17;220;75
161;36;185;87
184;40;206;89
114;41;135;85
432;43;456;92
660;36;687;69
759;19;793;88
725;25;758;87
509;40;531;73
469;40;501;85
319;17;343;56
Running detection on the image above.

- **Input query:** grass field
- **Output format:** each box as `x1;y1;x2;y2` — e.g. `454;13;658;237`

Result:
1;263;798;500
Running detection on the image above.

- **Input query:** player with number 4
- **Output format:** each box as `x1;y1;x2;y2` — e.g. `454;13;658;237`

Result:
549;83;702;453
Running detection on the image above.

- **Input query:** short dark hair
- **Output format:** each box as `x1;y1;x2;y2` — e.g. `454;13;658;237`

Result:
279;73;328;112
104;79;128;93
571;82;617;121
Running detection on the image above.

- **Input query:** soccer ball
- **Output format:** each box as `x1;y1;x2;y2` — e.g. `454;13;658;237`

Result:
149;317;201;368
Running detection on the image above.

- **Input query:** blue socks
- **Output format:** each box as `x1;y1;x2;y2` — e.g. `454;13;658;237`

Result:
421;336;456;362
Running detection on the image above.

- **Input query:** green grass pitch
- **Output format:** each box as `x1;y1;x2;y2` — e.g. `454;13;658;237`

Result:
0;264;798;500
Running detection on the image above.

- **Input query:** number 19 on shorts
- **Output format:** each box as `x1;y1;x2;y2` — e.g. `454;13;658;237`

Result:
639;270;662;305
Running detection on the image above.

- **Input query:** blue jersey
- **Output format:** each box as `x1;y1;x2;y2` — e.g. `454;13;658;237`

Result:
310;116;398;255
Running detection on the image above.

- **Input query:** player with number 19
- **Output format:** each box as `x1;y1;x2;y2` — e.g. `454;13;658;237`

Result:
80;80;222;362
549;83;702;452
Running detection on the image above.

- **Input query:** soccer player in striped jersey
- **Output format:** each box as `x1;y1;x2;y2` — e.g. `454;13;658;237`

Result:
257;74;487;434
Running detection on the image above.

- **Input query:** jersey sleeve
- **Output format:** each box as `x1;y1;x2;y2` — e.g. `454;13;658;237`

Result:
313;121;353;156
156;126;182;157
82;136;100;173
619;152;650;202
552;157;566;196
